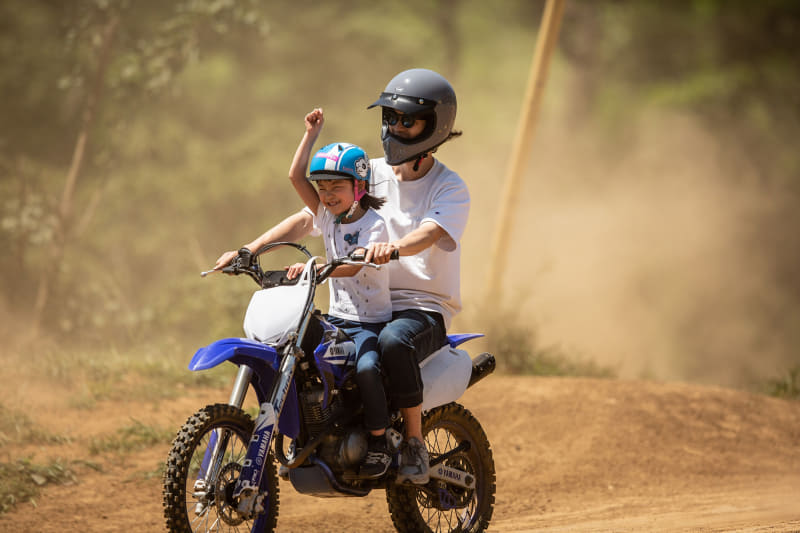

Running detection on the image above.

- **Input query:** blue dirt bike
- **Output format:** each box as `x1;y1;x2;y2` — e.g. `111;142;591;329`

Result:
162;243;496;532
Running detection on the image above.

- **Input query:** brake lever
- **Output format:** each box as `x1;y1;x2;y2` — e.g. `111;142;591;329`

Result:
201;260;243;277
202;248;254;278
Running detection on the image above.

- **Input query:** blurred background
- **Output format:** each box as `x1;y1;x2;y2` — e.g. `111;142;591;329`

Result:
1;0;798;390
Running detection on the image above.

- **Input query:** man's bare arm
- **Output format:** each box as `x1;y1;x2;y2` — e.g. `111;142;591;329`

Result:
365;221;446;265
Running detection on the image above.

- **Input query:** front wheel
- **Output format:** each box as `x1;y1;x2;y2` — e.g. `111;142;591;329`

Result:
163;403;279;532
386;403;496;533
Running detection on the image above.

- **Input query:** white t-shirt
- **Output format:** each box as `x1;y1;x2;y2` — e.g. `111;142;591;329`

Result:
369;158;470;328
312;204;392;324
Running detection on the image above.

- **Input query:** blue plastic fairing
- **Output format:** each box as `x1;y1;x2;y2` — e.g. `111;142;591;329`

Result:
446;333;484;348
189;337;300;438
190;337;280;371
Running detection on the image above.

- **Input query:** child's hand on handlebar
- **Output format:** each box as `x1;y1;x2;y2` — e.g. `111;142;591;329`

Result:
214;250;240;272
214;247;253;273
285;263;306;280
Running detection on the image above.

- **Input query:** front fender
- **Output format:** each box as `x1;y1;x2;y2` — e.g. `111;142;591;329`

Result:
190;337;280;371
189;337;300;438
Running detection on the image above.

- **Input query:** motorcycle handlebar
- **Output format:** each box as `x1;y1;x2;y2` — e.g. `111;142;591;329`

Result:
316;248;399;284
348;249;400;262
202;244;398;287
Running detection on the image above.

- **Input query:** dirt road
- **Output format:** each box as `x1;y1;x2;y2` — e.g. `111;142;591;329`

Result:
1;376;798;532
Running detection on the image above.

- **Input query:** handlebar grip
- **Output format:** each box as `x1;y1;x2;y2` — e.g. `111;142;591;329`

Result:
350;248;400;262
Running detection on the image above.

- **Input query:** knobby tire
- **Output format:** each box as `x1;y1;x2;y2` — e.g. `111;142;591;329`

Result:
162;403;279;533
386;402;496;533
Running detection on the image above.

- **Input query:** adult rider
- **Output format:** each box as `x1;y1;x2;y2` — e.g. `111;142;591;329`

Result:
215;68;469;485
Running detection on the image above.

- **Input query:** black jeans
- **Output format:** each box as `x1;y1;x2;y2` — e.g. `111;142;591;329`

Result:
378;309;447;409
325;316;388;431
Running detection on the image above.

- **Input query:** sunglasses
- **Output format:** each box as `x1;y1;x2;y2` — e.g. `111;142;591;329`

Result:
382;108;423;128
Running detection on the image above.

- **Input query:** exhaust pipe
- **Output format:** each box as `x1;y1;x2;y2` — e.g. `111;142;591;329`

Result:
467;352;495;388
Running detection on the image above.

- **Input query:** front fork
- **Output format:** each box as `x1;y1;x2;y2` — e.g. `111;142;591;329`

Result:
228;364;255;407
233;341;302;517
193;365;254;505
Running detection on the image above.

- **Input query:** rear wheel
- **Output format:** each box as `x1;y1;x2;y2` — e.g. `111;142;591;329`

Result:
163;404;279;532
386;403;496;533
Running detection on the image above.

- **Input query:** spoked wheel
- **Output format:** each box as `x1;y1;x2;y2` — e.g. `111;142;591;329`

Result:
386;403;496;533
163;404;279;532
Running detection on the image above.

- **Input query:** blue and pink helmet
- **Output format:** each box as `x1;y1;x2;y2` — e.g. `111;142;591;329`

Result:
309;143;370;181
309;143;371;202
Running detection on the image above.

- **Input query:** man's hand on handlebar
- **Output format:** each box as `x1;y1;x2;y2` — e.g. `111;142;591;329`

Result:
364;243;400;265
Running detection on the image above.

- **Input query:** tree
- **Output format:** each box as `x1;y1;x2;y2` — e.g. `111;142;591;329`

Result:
0;0;269;333
560;0;800;186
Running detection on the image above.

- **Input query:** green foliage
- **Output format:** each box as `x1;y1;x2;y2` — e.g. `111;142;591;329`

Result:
0;0;538;345
763;367;800;400
0;0;798;385
88;418;174;455
4;342;231;412
0;405;70;447
130;461;166;482
486;307;615;378
0;458;76;514
560;0;800;184
0;0;272;335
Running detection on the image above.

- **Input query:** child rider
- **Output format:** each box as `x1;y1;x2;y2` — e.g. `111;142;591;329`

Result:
284;108;393;479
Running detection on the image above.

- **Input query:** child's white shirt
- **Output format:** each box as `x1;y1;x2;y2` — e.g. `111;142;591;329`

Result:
312;204;392;324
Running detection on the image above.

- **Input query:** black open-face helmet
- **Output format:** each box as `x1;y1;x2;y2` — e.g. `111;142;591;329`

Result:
368;68;457;165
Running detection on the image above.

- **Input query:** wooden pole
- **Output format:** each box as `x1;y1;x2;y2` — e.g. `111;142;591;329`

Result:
485;0;565;303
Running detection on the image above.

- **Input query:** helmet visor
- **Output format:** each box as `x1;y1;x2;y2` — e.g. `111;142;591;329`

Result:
367;92;436;114
309;171;366;182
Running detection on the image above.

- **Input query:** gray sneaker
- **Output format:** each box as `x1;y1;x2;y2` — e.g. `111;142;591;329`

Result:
397;437;429;484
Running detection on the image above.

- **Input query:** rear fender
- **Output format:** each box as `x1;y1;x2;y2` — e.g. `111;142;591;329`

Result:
420;345;472;411
189;337;300;438
446;333;484;348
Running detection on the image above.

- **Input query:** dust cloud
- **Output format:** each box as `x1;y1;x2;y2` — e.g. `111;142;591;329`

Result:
458;110;797;387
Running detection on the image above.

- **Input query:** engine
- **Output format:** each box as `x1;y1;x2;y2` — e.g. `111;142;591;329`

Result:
298;381;367;472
